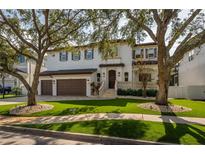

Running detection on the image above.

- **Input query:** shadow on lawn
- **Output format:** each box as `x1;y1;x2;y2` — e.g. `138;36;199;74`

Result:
58;107;96;115
46;99;149;107
158;105;205;144
57;120;148;139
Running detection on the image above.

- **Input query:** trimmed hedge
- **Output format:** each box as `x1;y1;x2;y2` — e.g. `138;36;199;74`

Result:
117;88;157;97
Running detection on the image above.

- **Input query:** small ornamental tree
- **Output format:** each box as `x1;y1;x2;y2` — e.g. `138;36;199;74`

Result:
136;58;154;97
0;9;93;106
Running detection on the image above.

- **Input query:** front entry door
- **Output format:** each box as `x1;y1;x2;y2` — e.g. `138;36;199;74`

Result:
108;70;116;89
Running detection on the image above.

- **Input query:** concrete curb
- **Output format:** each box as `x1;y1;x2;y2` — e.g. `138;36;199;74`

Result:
0;125;171;145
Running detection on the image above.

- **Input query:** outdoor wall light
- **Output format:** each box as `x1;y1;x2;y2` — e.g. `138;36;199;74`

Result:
118;72;120;77
52;80;56;84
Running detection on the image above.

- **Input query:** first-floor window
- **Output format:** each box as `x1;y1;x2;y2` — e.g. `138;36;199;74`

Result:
124;72;129;82
97;73;101;82
139;73;151;82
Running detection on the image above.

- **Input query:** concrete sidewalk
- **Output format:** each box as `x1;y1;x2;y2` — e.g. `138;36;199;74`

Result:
0;113;205;126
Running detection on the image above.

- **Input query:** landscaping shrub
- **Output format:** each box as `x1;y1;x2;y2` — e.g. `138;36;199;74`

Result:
146;89;158;97
117;88;157;97
12;87;22;96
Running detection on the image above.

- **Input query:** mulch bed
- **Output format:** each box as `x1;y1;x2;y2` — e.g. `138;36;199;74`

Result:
10;104;54;115
138;102;192;113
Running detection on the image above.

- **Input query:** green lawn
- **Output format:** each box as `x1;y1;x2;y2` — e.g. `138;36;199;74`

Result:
16;119;205;145
0;98;205;118
0;94;17;99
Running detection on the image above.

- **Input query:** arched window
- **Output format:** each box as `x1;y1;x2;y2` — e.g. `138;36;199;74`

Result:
124;72;129;82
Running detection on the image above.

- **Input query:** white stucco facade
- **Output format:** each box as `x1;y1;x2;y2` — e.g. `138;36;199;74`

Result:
179;44;205;86
39;42;158;96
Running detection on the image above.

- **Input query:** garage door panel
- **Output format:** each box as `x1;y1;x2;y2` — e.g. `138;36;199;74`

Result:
41;80;52;95
57;79;86;96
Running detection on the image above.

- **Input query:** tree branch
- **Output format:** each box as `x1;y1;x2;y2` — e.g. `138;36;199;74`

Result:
0;68;31;92
151;9;162;26
168;30;205;67
32;10;41;35
167;9;201;51
0;10;39;52
6;39;38;61
126;10;157;42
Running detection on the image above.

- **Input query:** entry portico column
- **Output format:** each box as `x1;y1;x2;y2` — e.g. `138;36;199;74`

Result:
52;79;57;96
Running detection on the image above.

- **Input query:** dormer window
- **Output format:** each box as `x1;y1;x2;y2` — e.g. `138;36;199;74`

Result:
59;52;68;61
72;51;81;61
85;49;94;60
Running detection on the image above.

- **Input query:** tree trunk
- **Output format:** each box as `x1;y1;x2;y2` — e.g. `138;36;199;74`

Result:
27;57;43;106
2;76;5;99
27;91;36;106
156;68;170;105
142;83;147;98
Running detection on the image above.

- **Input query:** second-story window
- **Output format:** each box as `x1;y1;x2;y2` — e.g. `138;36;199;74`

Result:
124;72;129;82
18;55;26;63
59;52;68;61
72;51;81;61
85;49;94;60
146;48;156;59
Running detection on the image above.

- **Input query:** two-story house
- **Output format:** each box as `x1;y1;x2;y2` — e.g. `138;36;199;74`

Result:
38;41;158;97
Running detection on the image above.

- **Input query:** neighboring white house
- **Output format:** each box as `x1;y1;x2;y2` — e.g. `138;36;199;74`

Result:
38;41;158;97
169;44;205;100
0;55;45;95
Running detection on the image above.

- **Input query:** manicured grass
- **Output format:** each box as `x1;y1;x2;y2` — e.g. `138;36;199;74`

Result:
0;94;17;99
16;120;205;144
0;98;205;118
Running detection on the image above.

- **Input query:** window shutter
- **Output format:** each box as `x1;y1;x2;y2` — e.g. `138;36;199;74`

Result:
72;52;74;60
84;50;87;59
92;49;94;59
140;49;144;58
79;51;81;60
66;52;68;61
59;52;62;61
154;48;157;58
146;49;148;58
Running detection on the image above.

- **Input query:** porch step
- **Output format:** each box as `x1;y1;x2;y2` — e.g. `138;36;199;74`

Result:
101;89;116;98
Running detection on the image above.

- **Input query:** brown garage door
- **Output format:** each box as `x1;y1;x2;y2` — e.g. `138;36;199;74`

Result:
41;80;52;95
57;79;86;96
